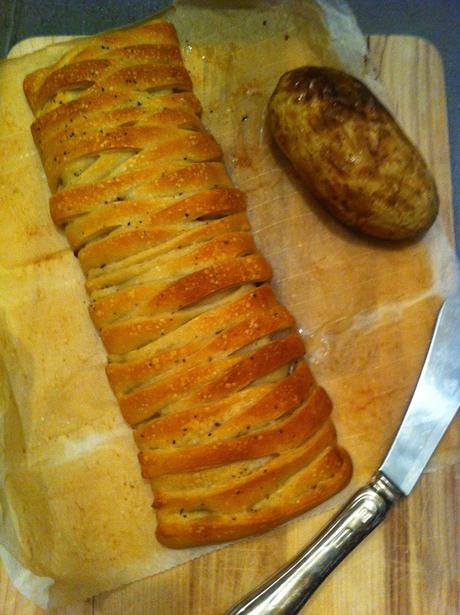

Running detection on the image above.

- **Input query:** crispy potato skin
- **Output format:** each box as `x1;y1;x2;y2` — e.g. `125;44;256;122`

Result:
268;67;439;240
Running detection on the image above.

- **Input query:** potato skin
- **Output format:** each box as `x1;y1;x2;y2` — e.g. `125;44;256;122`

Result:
268;66;438;240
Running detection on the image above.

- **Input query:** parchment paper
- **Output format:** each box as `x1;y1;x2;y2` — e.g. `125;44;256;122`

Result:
0;0;458;608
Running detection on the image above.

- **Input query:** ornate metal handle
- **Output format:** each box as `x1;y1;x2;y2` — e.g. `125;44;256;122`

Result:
226;473;401;615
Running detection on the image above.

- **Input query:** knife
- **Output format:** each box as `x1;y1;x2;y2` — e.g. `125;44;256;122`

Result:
226;293;460;615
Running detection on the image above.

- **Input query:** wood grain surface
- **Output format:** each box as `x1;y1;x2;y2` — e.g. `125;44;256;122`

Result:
1;34;458;615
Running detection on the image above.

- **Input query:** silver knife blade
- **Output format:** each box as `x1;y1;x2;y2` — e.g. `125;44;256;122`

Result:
379;292;460;495
227;293;460;615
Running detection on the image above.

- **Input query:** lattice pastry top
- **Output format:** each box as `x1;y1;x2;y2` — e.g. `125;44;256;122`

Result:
24;19;352;548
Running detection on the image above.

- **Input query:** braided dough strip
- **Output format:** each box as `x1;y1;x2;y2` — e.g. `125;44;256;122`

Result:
23;19;352;548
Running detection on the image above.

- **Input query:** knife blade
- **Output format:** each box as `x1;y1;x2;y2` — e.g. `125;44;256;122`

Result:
380;292;460;494
226;293;460;615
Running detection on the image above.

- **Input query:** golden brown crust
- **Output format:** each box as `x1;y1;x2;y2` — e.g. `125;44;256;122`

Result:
50;161;233;225
268;66;438;240
107;287;292;393
31;91;202;152
138;385;332;477
155;445;352;548
24;21;352;548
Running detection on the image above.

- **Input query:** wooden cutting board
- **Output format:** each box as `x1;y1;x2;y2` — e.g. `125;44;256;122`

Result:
1;34;458;615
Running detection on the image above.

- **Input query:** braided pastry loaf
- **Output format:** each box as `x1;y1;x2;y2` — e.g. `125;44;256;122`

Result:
23;20;352;548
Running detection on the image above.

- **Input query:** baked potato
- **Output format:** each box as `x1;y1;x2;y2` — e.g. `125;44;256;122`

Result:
268;66;439;240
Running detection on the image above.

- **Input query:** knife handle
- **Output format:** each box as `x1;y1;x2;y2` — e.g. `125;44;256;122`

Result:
225;473;401;615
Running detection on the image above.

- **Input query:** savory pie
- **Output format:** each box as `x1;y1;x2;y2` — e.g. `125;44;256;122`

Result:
24;19;352;548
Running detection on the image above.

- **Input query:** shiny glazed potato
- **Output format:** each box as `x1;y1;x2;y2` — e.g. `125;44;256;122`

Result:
268;67;439;240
